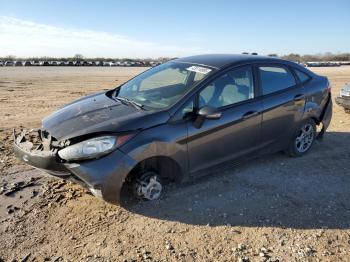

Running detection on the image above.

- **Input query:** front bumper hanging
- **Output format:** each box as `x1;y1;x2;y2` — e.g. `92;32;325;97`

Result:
13;129;135;204
13;129;70;175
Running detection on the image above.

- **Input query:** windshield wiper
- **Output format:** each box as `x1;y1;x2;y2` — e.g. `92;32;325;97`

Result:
115;96;144;110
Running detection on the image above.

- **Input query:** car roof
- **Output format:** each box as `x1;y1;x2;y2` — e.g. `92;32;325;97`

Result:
174;54;288;69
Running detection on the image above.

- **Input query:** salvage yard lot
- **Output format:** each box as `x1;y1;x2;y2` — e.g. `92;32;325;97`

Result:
0;66;350;261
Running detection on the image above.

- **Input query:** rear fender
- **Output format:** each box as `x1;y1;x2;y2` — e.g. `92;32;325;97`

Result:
317;95;332;139
301;94;332;139
302;101;322;123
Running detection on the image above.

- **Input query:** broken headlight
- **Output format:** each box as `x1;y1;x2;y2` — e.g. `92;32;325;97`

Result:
58;136;117;161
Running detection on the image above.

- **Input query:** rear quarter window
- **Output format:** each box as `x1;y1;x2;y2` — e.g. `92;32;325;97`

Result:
294;69;311;83
259;66;296;95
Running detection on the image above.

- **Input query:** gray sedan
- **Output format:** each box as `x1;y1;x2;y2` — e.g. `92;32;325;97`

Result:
14;54;332;204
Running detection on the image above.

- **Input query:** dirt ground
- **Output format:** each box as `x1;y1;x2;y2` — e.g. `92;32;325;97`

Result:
0;66;350;262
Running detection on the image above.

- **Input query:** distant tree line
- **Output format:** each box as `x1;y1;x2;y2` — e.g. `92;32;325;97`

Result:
269;52;350;62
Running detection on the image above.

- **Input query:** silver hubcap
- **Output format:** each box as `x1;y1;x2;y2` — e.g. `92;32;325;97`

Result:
295;123;314;153
135;174;162;201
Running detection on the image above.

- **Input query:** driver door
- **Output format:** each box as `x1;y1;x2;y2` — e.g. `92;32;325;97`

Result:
186;65;263;175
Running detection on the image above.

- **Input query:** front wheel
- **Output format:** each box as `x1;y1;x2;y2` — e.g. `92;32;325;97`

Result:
288;120;316;157
132;171;163;201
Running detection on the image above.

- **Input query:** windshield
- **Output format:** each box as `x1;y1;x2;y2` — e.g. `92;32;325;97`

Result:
115;62;213;109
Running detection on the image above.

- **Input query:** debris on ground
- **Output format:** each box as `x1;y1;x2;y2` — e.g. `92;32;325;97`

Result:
1;177;41;196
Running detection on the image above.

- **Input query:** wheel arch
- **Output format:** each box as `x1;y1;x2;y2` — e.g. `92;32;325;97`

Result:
302;101;322;124
121;136;189;184
125;155;184;183
302;93;332;139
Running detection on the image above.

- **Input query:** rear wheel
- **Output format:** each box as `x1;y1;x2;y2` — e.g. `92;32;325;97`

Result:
132;171;163;201
288;119;316;157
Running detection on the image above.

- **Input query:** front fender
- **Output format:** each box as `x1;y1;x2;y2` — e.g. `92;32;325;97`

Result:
124;140;188;182
65;149;137;204
119;123;189;182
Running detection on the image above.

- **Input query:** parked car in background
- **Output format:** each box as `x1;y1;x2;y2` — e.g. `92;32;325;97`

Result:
103;61;115;66
14;54;332;204
336;83;350;113
87;61;97;66
0;59;160;67
32;60;42;66
306;61;341;67
5;61;15;66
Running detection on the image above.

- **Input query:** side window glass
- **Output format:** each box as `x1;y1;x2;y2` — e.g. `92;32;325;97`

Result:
259;66;296;95
294;69;310;83
172;99;194;121
199;66;254;108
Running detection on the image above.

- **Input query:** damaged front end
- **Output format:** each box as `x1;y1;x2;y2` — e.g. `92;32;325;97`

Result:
13;129;71;176
13;129;136;204
13;129;104;196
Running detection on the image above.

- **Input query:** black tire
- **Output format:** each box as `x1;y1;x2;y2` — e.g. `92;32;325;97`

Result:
288;119;316;157
132;170;163;201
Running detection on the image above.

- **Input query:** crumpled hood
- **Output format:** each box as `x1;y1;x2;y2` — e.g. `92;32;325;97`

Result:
42;91;169;140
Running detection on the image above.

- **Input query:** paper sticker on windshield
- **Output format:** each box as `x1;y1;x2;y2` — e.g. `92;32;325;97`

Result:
186;66;212;75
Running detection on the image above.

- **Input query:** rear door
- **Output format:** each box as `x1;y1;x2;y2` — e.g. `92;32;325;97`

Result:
186;65;263;175
256;64;305;149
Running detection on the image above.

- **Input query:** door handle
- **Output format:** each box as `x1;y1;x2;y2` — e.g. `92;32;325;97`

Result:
242;111;259;120
294;94;305;101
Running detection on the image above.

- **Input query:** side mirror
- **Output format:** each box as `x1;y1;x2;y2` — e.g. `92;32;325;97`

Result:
193;106;221;128
197;106;222;120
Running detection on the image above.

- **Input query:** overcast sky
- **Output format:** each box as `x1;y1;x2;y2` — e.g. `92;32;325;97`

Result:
0;0;349;58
